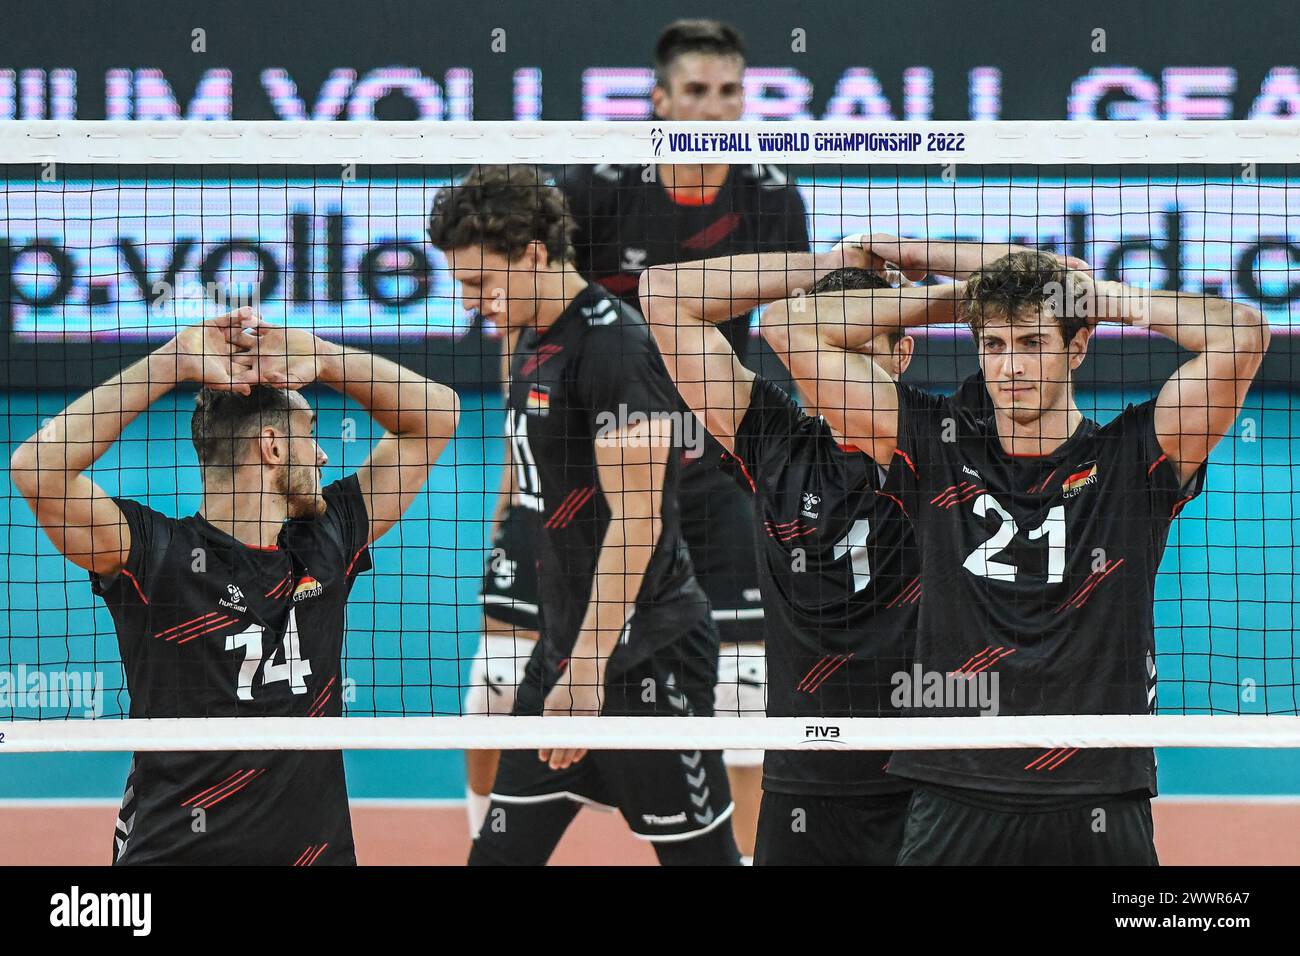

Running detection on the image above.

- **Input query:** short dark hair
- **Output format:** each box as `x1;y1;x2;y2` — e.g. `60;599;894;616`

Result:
427;165;576;264
808;267;903;348
191;386;307;471
961;251;1089;345
654;20;746;88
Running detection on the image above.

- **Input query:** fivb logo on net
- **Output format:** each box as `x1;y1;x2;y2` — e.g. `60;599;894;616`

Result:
0;665;104;718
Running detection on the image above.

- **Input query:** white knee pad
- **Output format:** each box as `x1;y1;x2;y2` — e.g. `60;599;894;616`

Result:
714;642;767;768
464;634;536;716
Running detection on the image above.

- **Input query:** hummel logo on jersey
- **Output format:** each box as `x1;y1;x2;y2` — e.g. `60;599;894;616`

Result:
292;576;323;602
801;492;821;518
219;584;247;612
621;247;647;271
1061;462;1098;499
642;811;688;826
582;298;618;325
962;464;982;480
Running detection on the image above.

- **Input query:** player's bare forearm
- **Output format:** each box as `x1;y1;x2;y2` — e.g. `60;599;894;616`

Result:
315;343;460;444
640;250;863;329
1092;284;1270;359
860;235;1058;280
12;349;180;493
571;510;660;681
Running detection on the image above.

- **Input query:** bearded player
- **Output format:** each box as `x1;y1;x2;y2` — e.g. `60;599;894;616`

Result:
762;236;1268;864
10;308;460;864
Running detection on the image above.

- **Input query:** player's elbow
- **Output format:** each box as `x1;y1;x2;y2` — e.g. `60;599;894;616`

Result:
1233;304;1270;357
638;267;672;326
10;440;40;500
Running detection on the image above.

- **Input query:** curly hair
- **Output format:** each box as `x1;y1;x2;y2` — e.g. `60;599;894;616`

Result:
961;251;1088;345
191;386;308;470
426;165;576;265
654;20;746;88
809;267;902;348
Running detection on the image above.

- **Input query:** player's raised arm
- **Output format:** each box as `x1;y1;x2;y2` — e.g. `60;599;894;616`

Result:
639;250;862;452
1088;279;1269;485
247;325;461;544
10;309;262;575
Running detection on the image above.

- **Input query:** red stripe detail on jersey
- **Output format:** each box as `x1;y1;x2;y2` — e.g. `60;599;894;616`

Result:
293;846;313;866
1043;747;1080;770
769;518;801;529
725;453;757;494
893;449;917;476
964;647;1016;677
1171;494;1195;518
182;770;246;808
1024;748;1061;770
304;843;329;865
120;569;149;604
547;487;594;529
679;214;743;251
246;543;280;552
797;656;837;693
1055;559;1125;613
544;489;581;528
265;575;291;598
877;490;909;517
953;645;995;675
1069;559;1125;610
805;653;854;693
596;273;640;295
520;344;564;377
346;544;369;577
887;577;921;609
175;616;241;645
200;768;268;809
310;676;336;711
1147;454;1168;477
1028;467;1061;495
835;441;862;454
155;612;219;639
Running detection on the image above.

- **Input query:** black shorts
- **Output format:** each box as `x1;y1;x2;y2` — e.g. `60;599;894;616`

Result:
488;623;734;842
679;465;764;645
755;790;911;866
479;505;540;630
896;785;1159;866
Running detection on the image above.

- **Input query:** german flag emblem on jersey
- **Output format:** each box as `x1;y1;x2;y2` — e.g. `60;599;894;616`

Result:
1061;462;1098;498
293;576;323;602
526;386;550;416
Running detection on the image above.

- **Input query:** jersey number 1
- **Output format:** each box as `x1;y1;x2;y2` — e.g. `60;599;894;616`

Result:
225;607;314;701
832;518;872;592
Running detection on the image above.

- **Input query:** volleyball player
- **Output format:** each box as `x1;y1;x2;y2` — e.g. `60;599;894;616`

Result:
10;308;460;864
429;165;739;866
560;18;811;859
763;236;1269;864
640;244;995;864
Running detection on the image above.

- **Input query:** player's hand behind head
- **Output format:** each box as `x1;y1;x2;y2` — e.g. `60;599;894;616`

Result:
833;232;929;283
240;323;326;390
168;307;264;395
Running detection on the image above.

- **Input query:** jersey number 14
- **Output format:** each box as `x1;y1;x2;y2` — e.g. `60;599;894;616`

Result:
225;607;313;701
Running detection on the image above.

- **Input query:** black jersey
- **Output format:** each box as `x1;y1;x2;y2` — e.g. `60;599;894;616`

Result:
507;283;709;673
90;476;372;865
886;391;1206;797
729;376;927;796
560;162;809;360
